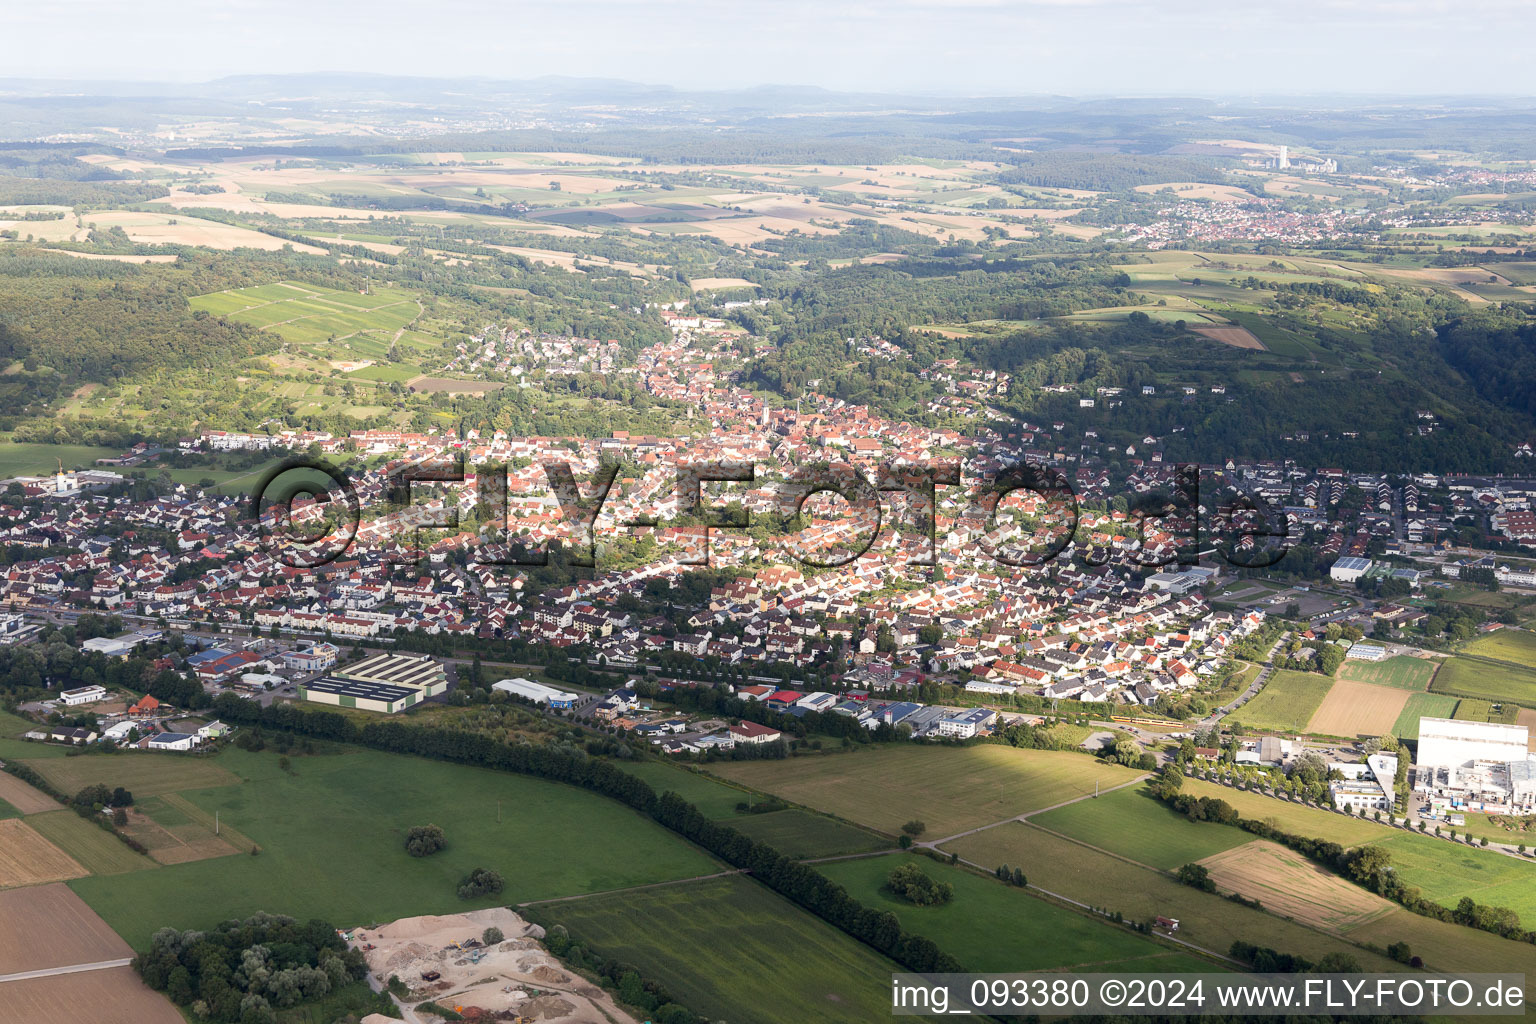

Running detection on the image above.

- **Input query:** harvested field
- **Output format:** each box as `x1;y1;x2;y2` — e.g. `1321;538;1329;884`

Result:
0;966;181;1024
1197;840;1395;932
405;375;505;394
1132;182;1256;202
1306;680;1412;738
1190;325;1265;350
0;774;62;815
689;277;757;291
1522;708;1536;751
357;908;633;1024
20;754;239;798
0;883;133;974
47;250;179;264
0;819;86;888
83;210;327;253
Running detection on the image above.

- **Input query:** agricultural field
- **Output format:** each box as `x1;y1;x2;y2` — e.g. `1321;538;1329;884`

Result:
1228;669;1334;733
189;281;425;364
121;793;251;866
1305;679;1411;738
1461;629;1536;669
0;967;183;1024
0;882;135;974
1027;785;1252;870
0;442;123;477
1369;833;1536;922
0;772;62;814
1196;840;1397;932
1345;906;1536;975
621;760;753;819
1392;693;1461;740
68;746;721;948
24;811;157;877
942;823;1398;970
724;809;890;859
0;884;180;1023
814;853;1206;973
0;818;87;888
708;746;1143;838
21;753;240;798
533;874;910;1024
1334;656;1438;691
1175;778;1392;847
1430;656;1536;707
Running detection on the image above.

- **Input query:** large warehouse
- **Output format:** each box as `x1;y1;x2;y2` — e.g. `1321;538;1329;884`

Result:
493;677;581;709
1417;717;1529;770
297;652;448;713
1416;718;1536;815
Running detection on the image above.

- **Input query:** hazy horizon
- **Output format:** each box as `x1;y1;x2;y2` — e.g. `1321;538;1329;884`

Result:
9;0;1533;98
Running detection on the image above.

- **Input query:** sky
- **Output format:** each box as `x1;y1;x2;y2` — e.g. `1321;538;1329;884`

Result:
8;0;1535;97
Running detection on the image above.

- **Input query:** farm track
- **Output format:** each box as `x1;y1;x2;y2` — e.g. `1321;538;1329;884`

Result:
0;958;132;985
516;868;747;908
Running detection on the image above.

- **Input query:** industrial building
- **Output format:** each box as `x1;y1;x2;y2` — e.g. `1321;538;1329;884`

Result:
1417;718;1529;770
336;653;447;695
297;652;448;714
298;676;427;714
1329;752;1397;812
492;677;581;709
1329;556;1373;583
1415;718;1536;815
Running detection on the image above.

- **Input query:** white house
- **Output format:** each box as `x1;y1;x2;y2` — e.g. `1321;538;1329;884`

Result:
147;732;197;751
58;685;107;707
936;708;996;739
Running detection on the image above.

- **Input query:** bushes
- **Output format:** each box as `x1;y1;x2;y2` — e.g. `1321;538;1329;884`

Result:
482;926;504;946
884;862;954;906
404;824;445;857
994;864;1027;888
535;920;701;1024
1176;862;1216;893
457;867;504;900
134;913;366;1023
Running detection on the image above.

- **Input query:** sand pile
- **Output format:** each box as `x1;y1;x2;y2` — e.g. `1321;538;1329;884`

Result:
351;908;634;1024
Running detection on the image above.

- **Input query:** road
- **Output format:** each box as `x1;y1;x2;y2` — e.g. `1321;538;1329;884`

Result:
0;958;133;985
1199;634;1288;730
